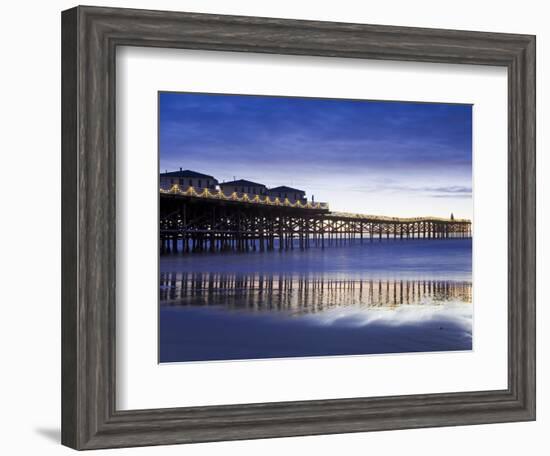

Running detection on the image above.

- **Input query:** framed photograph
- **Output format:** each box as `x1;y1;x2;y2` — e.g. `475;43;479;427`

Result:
61;5;535;450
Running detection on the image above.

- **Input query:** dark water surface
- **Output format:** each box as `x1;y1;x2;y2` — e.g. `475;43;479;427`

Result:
159;239;472;362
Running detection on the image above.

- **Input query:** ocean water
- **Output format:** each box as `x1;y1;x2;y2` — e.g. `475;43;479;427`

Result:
159;239;472;362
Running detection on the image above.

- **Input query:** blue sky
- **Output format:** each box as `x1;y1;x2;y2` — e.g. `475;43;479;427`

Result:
159;92;472;218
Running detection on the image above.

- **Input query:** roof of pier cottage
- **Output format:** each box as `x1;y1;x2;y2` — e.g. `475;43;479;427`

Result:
161;168;217;180
220;179;267;188
267;186;306;194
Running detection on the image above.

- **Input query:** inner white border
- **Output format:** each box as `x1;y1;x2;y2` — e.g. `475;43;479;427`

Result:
116;47;508;410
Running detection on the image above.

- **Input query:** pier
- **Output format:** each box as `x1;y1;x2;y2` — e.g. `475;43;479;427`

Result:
160;185;472;254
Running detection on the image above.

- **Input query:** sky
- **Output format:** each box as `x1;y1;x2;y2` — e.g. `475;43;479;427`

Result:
159;92;472;219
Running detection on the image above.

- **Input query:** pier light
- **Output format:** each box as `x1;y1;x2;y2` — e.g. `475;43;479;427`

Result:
160;183;335;212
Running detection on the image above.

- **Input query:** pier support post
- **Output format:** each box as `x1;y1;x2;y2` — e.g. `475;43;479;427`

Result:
172;236;178;254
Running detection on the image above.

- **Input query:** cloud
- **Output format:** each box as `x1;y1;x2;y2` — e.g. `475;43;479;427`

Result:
422;186;472;199
352;183;472;198
430;194;472;199
424;186;472;194
159;93;472;176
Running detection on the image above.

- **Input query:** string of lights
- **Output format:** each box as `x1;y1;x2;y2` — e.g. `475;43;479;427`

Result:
160;185;471;224
160;185;329;210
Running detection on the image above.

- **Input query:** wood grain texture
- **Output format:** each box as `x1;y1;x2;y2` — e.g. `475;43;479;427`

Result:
61;7;78;449
61;5;536;450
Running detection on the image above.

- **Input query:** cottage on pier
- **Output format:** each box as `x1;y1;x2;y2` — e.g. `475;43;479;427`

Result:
160;169;218;191
219;179;267;197
267;186;307;204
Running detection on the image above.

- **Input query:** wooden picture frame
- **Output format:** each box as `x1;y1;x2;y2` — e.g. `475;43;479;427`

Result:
61;5;536;450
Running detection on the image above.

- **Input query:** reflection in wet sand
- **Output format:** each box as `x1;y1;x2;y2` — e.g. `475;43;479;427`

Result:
160;272;471;316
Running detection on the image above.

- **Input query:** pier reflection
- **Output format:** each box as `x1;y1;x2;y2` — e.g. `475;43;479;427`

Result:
160;272;472;315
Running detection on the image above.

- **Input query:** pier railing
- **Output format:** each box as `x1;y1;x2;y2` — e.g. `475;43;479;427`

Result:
160;185;329;210
327;211;471;223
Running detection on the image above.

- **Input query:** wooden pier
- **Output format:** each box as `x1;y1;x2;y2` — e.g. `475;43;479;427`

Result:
160;188;472;254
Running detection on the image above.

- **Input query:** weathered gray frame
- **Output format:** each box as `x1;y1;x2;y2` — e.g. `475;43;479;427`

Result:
61;5;536;450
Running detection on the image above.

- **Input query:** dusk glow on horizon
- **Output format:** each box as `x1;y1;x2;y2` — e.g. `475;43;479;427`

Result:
159;92;472;219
